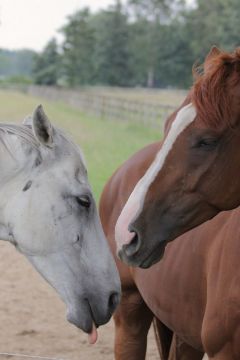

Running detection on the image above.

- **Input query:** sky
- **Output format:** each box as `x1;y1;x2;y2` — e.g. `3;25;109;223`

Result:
0;0;116;51
0;0;193;52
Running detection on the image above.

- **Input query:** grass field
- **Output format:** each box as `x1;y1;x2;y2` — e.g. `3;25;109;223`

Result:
0;90;170;201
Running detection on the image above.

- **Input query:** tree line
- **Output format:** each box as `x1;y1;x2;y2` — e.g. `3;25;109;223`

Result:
0;49;35;82
31;0;240;88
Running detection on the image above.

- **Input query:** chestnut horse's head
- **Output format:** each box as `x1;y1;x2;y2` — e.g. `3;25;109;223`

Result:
116;47;240;268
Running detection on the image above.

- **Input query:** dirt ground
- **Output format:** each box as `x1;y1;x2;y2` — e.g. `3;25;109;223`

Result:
0;241;159;360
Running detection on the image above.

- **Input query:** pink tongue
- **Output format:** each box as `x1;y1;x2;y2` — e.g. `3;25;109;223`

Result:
88;323;98;345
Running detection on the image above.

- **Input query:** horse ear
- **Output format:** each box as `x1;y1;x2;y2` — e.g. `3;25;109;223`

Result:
32;105;54;148
23;115;32;126
204;46;221;72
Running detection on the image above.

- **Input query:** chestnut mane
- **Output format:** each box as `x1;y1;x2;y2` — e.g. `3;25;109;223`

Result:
192;48;240;128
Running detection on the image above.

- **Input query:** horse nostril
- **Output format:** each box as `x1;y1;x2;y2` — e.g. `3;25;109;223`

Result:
124;233;141;257
108;292;120;314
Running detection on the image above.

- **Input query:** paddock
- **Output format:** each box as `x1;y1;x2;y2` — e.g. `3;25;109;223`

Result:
0;240;160;359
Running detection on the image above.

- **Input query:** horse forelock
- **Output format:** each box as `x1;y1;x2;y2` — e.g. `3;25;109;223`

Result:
192;48;240;129
0;124;39;152
0;123;83;164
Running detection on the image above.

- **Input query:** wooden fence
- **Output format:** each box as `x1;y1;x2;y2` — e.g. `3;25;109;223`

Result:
27;86;177;128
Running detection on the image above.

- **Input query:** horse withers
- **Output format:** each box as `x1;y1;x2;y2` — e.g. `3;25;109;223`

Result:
0;105;121;343
116;47;240;268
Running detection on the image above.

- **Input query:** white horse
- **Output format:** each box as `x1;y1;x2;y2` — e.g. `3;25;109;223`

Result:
0;105;120;343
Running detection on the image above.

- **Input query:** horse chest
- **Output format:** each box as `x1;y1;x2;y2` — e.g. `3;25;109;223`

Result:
202;272;240;358
133;251;206;350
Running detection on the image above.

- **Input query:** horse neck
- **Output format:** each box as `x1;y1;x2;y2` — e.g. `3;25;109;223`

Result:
0;135;29;212
0;142;23;242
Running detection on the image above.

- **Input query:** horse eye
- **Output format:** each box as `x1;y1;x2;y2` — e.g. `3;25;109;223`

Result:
76;196;91;209
195;138;218;150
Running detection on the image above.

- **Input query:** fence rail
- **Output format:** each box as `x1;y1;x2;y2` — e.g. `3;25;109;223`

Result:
27;86;177;128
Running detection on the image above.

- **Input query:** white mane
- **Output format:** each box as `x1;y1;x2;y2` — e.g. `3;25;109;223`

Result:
0;123;39;159
0;123;84;164
0;123;39;146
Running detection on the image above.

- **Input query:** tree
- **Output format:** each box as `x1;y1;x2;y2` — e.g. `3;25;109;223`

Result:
33;38;59;85
91;1;131;86
0;49;35;78
128;0;188;87
60;8;95;86
127;0;172;21
154;20;194;87
32;0;240;89
186;0;240;62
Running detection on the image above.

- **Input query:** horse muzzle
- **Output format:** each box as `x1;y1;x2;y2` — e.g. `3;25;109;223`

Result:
118;232;167;268
66;291;121;333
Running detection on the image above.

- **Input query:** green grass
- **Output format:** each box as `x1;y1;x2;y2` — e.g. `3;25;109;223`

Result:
0;90;165;201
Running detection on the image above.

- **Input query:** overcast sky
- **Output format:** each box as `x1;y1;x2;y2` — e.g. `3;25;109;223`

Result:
0;0;116;51
0;0;193;52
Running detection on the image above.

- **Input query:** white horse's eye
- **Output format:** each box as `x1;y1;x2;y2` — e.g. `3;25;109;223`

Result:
76;196;91;209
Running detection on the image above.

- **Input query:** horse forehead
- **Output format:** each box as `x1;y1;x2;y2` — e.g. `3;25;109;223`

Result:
59;138;86;164
131;104;196;210
115;103;197;247
142;103;196;188
51;139;86;170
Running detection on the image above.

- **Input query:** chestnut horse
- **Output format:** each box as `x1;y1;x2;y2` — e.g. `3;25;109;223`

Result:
100;48;240;359
116;47;240;269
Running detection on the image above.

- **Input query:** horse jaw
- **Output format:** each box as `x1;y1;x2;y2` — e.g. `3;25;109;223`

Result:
0;223;13;242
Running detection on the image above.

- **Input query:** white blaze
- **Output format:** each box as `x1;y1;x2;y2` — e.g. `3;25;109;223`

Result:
115;103;197;250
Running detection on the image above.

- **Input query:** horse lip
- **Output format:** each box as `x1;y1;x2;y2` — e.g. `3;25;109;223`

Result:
139;250;164;268
125;241;167;269
118;240;167;268
66;310;84;330
67;313;93;333
66;301;97;333
139;242;167;268
85;299;99;328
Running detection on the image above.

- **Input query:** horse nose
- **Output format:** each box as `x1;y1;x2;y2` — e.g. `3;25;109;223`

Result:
122;232;141;257
88;290;121;326
108;291;120;314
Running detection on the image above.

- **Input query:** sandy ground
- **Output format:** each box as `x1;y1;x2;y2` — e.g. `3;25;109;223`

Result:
0;241;159;360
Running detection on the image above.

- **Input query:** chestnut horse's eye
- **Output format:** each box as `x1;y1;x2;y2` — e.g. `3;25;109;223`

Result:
195;137;219;150
76;195;91;209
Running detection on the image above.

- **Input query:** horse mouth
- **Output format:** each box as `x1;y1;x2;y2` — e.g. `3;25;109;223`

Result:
67;307;99;344
66;299;99;334
118;240;167;268
139;241;167;268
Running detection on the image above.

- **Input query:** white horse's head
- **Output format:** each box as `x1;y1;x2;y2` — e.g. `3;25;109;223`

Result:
0;105;120;342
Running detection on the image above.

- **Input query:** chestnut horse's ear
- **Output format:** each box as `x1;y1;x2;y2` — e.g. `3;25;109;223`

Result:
206;46;221;60
204;46;221;72
32;105;54;148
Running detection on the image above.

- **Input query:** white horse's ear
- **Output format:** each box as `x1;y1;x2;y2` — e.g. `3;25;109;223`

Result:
33;105;54;148
23;115;32;126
